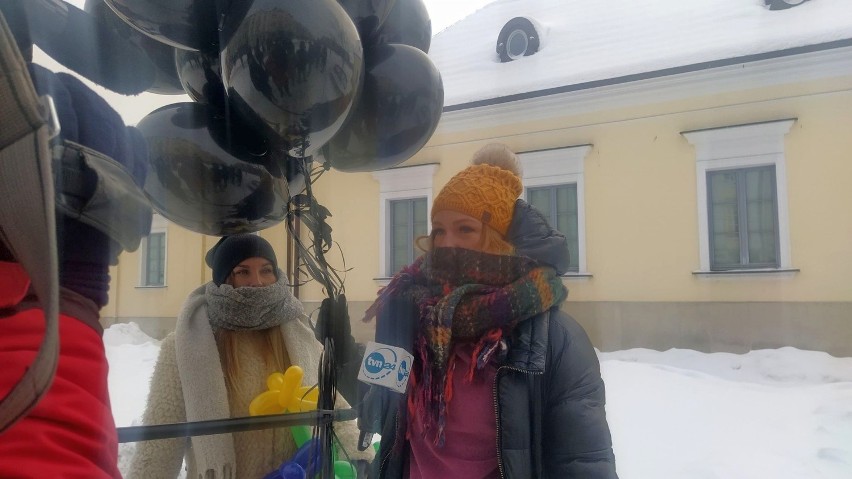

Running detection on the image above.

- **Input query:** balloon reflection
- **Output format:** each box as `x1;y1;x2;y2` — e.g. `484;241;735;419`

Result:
220;0;364;158
175;48;225;106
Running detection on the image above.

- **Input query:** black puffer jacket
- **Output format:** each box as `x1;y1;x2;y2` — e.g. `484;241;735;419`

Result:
359;199;618;478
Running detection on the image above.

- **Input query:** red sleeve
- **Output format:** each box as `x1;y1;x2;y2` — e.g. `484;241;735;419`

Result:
0;310;121;479
0;261;30;308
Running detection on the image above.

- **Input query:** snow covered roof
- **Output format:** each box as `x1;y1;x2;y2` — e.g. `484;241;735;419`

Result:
429;0;852;109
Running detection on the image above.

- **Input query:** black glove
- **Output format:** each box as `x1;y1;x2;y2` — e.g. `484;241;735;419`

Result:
315;294;363;404
315;294;353;354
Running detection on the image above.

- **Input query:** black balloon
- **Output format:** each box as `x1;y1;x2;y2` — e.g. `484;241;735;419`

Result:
102;0;219;52
136;102;301;235
175;49;225;106
323;44;443;172
85;0;185;95
336;0;396;42
220;0;364;158
367;0;431;53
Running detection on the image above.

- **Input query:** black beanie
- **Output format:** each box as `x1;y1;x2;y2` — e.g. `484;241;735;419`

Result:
205;234;278;286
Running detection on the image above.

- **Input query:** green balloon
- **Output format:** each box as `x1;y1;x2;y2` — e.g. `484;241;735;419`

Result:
334;460;356;479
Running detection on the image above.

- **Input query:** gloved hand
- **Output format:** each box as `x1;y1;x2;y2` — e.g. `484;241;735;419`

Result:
315;294;354;356
314;294;364;403
27;63;151;308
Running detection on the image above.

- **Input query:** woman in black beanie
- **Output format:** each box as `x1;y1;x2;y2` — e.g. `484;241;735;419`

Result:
207;234;280;287
129;234;373;478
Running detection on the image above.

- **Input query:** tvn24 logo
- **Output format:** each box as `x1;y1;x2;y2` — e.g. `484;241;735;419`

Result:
358;342;412;393
363;348;398;380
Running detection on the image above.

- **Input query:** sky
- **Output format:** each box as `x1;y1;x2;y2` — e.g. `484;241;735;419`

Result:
424;0;496;33
106;322;852;478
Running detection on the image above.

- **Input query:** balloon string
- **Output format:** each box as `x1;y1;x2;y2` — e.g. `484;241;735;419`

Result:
287;157;344;479
287;158;345;298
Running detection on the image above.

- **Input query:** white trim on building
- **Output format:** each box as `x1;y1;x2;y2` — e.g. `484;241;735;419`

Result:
372;164;439;279
683;119;796;274
518;145;592;275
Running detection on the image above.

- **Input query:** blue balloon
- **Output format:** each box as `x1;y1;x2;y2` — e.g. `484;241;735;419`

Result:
263;438;321;479
291;438;322;475
279;462;307;479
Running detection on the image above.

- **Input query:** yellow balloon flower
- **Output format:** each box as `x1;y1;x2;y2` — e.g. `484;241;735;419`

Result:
249;366;319;416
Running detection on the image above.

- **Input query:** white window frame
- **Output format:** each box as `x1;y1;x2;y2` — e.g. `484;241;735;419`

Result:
683;119;795;273
518;145;592;276
372;164;438;279
138;213;168;287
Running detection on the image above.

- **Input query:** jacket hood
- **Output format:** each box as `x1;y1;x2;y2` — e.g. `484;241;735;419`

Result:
507;199;571;274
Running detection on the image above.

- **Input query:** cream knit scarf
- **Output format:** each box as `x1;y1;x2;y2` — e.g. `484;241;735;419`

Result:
175;274;305;479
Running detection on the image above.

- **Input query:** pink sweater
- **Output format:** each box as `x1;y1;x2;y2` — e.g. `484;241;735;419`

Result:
407;342;500;479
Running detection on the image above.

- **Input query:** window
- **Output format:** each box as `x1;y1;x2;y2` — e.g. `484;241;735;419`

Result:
373;164;438;278
389;198;428;274
496;17;541;63
707;166;779;270
527;184;579;272
518;145;591;275
683;119;795;273
139;214;167;287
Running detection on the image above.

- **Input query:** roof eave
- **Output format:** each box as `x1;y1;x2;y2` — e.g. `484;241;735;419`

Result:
434;39;852;136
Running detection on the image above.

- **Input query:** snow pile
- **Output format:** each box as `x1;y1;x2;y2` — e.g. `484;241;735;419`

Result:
105;323;852;478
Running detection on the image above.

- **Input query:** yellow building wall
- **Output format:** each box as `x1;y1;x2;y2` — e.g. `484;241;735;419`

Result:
308;77;852;304
104;74;852;345
296;170;381;303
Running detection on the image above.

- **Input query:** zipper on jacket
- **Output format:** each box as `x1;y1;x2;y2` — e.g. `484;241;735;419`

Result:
493;365;543;479
379;411;399;477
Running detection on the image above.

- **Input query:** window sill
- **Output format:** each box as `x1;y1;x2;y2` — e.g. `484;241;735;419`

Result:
377;273;594;285
560;272;593;280
692;268;799;278
135;285;168;289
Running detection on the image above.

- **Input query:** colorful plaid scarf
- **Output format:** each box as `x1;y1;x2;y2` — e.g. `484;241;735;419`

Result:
364;247;567;445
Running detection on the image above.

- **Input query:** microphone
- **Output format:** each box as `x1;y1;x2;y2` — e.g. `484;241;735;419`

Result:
1;0;157;95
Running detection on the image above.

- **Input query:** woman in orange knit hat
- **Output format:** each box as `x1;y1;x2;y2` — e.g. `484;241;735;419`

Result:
361;143;618;478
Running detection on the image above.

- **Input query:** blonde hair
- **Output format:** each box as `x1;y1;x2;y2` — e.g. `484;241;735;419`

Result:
216;328;290;397
416;223;515;256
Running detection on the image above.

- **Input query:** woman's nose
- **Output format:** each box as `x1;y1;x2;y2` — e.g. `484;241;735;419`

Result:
438;232;458;248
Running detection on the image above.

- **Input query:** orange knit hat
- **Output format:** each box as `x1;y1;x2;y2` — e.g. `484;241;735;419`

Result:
432;144;523;236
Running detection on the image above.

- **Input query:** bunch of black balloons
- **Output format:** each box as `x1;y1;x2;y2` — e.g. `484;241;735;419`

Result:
85;0;443;235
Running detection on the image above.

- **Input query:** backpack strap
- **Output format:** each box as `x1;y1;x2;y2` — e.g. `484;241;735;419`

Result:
0;10;61;434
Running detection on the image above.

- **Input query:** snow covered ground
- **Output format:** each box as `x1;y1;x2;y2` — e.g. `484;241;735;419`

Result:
105;322;852;478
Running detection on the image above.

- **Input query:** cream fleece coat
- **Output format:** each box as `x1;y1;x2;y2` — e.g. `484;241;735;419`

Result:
126;285;372;479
